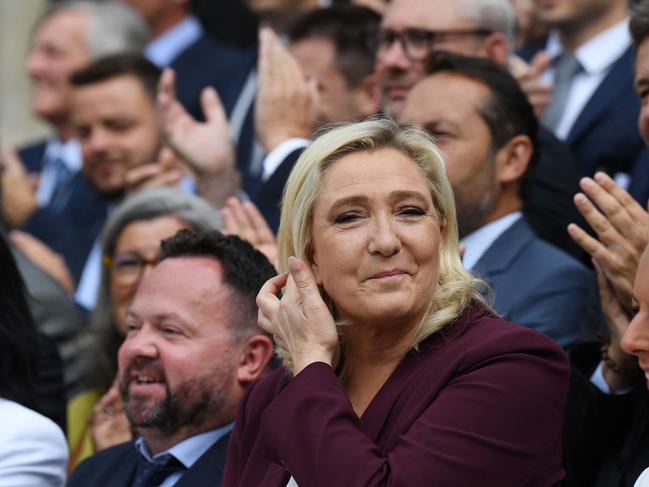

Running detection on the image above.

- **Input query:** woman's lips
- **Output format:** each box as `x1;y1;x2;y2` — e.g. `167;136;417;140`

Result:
370;269;407;279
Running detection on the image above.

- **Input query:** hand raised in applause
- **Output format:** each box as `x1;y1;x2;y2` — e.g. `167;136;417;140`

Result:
1;147;38;227
157;68;239;206
91;379;132;452
567;172;649;310
509;51;552;119
256;257;338;375
158;68;235;177
255;27;318;153
10;230;75;294
592;259;640;392
124;147;185;194
222;197;278;269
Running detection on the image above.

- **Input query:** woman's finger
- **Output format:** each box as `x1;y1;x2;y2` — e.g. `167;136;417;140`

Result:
256;272;289;311
287;256;321;305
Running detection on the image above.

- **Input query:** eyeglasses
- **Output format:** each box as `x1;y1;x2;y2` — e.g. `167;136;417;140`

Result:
104;252;160;287
377;27;493;61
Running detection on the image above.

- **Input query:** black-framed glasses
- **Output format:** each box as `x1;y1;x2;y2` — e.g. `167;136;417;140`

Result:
377;27;493;61
104;252;160;286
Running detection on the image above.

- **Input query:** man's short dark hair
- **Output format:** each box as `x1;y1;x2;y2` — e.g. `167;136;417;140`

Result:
159;230;276;339
631;0;649;47
424;51;539;198
70;54;161;101
288;5;380;87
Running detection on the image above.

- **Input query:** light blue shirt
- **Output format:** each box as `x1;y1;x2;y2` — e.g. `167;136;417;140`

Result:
134;422;233;487
460;212;522;271
36;138;82;206
145;16;203;68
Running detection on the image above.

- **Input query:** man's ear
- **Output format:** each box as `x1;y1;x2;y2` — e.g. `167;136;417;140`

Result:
351;72;381;119
483;32;509;65
237;334;274;385
495;134;532;185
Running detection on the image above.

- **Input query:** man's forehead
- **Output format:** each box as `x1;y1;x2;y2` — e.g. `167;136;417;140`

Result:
404;74;488;119
133;257;231;315
383;0;462;30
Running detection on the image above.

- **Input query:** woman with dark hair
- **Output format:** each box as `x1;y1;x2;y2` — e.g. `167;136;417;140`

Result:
0;232;68;485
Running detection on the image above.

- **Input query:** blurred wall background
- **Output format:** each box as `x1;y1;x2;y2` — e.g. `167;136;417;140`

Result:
0;0;49;149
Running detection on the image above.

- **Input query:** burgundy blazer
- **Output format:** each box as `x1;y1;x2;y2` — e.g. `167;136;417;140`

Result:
223;307;570;487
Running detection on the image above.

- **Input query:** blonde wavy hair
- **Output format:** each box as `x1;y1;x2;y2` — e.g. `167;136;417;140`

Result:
277;118;491;369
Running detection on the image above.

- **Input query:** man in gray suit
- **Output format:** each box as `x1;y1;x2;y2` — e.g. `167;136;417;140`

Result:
402;52;592;348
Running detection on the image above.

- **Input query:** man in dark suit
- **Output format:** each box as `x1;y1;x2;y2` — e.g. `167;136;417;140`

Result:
122;0;256;121
558;2;649;484
67;230;275;486
533;0;649;204
3;1;148;285
374;0;587;262
402;52;593;348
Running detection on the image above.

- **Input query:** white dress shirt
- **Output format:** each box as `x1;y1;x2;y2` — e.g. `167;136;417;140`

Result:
0;399;68;487
542;19;632;140
460;212;522;271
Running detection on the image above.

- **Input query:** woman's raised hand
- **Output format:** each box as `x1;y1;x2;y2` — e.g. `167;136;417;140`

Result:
256;256;339;375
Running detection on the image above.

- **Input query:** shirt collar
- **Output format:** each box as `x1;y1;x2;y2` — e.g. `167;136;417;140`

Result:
43;137;82;172
134;422;233;469
460;212;522;271
546;18;631;75
145;15;203;68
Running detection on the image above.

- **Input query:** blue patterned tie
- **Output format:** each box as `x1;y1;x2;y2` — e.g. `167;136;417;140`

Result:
131;453;185;487
48;156;73;211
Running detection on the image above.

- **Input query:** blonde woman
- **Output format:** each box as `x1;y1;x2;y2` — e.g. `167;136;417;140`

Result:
223;119;569;486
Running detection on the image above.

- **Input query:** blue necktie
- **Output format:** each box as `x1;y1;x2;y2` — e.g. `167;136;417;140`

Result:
131;453;185;487
48;156;73;212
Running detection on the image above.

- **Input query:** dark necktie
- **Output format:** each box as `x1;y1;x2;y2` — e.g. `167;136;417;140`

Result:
131;453;185;487
543;53;582;132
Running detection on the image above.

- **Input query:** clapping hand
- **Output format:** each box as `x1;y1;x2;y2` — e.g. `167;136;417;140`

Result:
568;172;649;310
509;52;553;119
221;197;278;269
1;147;38;227
255;27;318;153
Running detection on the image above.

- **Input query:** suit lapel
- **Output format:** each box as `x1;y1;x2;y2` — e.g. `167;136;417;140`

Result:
473;218;535;281
104;443;140;486
176;432;231;487
567;46;636;145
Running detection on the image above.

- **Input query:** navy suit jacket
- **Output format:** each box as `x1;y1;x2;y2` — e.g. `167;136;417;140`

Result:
17;140;108;284
473;217;593;348
67;432;230;487
523;44;649;205
253;147;303;232
223;307;570;486
170;32;256;122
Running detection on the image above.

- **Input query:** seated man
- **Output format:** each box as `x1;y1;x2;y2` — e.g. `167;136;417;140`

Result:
70;53;228;309
402;52;592;348
5;1;148;284
158;5;381;231
67;230;275;486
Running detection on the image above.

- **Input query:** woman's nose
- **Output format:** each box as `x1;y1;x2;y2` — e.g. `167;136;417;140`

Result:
368;216;401;256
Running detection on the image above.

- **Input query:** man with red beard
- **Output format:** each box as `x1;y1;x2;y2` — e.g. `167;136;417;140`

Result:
67;230;274;486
